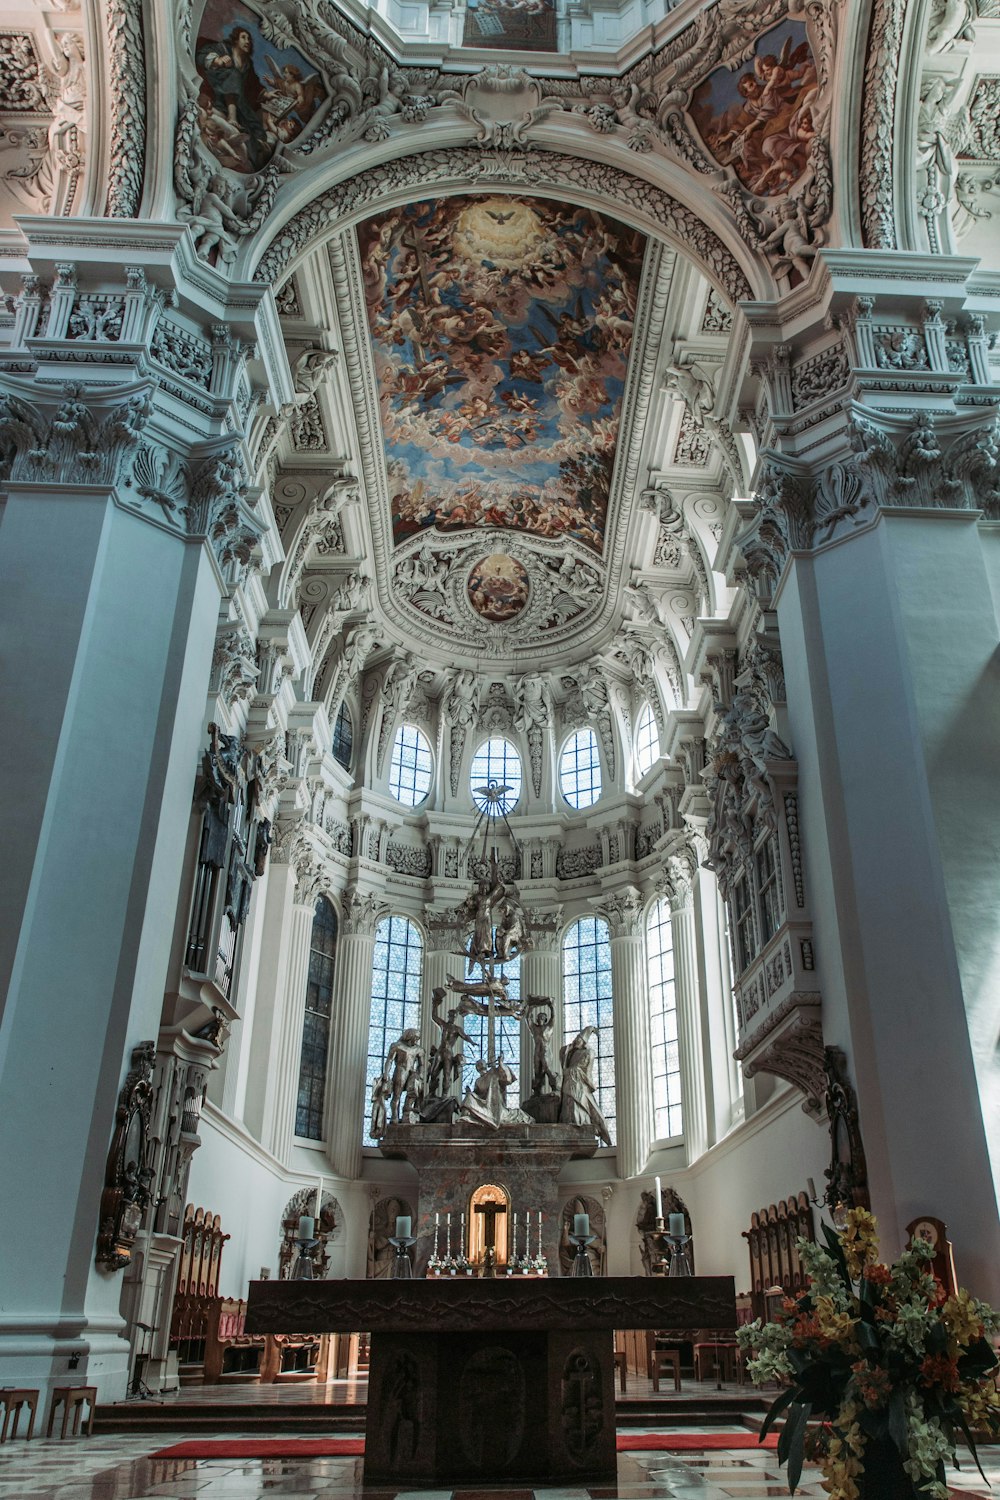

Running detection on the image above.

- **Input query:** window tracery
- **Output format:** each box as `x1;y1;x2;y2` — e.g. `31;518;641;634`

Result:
563;916;615;1144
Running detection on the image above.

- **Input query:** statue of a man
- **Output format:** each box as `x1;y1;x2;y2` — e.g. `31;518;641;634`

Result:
525;996;559;1097
426;989;475;1097
383;1028;424;1126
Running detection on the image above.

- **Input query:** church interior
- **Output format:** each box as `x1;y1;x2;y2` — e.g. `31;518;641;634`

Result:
2;0;1000;1493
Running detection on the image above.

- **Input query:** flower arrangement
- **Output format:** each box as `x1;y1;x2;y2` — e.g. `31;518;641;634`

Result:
737;1209;1000;1499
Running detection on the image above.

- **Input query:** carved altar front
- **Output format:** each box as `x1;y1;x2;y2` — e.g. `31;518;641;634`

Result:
246;1276;737;1484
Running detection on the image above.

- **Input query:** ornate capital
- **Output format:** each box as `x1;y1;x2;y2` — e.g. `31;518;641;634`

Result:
342;885;389;937
596;886;645;938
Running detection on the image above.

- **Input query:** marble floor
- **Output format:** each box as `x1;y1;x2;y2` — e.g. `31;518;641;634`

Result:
0;1425;995;1500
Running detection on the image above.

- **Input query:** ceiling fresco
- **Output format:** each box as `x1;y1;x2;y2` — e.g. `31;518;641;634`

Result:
689;20;818;198
358;195;648;558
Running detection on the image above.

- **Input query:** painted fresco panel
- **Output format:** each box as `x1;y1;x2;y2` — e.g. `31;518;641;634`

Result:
461;0;557;52
359;196;647;557
467;554;530;622
689;20;818;197
195;0;326;173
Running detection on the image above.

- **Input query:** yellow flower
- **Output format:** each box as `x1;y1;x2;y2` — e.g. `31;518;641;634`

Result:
942;1289;985;1345
814;1295;859;1349
841;1209;879;1279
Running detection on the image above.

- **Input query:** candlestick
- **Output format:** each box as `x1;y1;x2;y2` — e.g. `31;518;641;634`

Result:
445;1210;451;1260
461;1209;465;1257
512;1211;518;1262
537;1209;542;1258
654;1175;663;1220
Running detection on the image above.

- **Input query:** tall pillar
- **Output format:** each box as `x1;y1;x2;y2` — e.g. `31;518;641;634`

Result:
695;869;742;1139
0;228;273;1400
326;888;388;1180
667;857;710;1164
599;890;652;1179
732;260;1000;1297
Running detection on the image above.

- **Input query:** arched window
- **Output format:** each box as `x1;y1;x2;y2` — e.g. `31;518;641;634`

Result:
647;898;683;1139
461;954;521;1107
562;916;615;1143
560;727;602;809
295;896;338;1140
634;701;658;779
389;724;433;807
470;736;522;814
364;916;423;1142
332;701;353;770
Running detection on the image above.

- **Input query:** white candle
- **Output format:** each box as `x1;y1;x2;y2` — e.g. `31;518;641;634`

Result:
668;1212;686;1237
316;1177;324;1219
573;1212;590;1236
298;1215;314;1240
395;1215;411;1238
654;1176;663;1220
435;1211;440;1227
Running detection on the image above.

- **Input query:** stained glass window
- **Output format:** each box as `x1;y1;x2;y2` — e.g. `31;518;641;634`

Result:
560;727;602;809
634;701;659;779
364;916;423;1143
389;724;432;807
460;954;521;1107
470;737;522;814
562;916;615;1144
332;702;353;770
295;896;337;1140
647;897;683;1140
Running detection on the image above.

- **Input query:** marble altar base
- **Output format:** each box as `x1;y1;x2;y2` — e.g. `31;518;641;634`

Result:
245;1276;737;1485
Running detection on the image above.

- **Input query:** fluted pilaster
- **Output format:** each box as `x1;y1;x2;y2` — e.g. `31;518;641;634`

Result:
265;898;317;1164
600;890;652;1179
670;882;709;1164
326;889;387;1179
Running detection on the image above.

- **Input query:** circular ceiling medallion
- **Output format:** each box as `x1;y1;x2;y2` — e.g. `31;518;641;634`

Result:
467;554;529;623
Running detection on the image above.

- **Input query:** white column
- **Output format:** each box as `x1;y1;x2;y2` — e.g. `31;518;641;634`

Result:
778;513;1000;1298
601;891;652;1179
695;868;742;1139
0;483;221;1400
326;890;387;1180
669;868;710;1164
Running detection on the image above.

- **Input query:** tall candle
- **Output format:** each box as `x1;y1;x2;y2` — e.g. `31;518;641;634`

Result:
446;1210;451;1258
298;1215;314;1241
537;1209;542;1257
435;1211;440;1227
668;1212;686;1237
573;1212;590;1236
512;1211;518;1259
395;1215;411;1238
461;1210;465;1257
654;1176;663;1220
316;1177;324;1219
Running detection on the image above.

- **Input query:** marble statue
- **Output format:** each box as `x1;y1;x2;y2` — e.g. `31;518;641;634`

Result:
382;1028;425;1126
559;1026;612;1146
427;988;475;1097
525;996;559;1097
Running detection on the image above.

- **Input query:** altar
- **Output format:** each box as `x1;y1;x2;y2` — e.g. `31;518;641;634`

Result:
245;1275;737;1484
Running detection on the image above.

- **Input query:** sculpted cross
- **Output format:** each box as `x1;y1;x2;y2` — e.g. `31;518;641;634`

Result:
474;1199;507;1277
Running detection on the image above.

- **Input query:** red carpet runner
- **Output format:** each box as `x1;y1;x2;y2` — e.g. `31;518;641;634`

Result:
152;1432;780;1460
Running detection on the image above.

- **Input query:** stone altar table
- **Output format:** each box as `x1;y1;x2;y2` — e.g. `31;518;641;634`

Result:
245;1275;737;1484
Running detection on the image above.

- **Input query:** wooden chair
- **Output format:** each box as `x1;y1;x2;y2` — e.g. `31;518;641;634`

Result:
693;1334;739;1383
646;1332;682;1392
47;1386;97;1438
613;1334;628;1394
0;1389;39;1441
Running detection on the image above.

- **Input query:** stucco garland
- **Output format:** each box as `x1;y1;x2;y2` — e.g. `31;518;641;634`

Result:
859;0;906;249
104;0;146;218
252;147;755;304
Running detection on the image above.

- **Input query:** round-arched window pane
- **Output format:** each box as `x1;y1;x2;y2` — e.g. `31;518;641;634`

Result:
634;701;658;779
389;724;432;807
470;737;522;815
560;727;602;809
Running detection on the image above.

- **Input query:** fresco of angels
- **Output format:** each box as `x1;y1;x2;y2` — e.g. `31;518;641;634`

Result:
467;554;531;622
689;20;819;198
359;196;647;557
